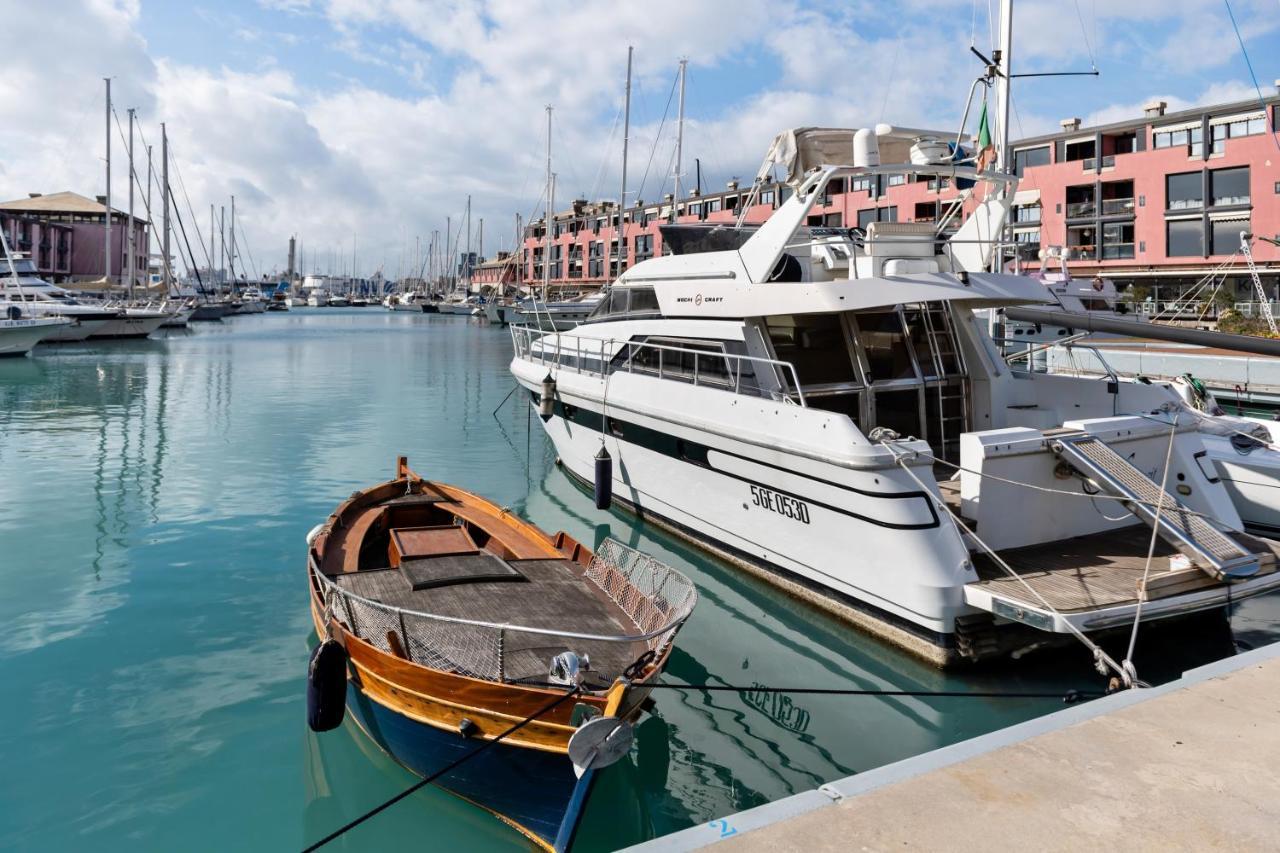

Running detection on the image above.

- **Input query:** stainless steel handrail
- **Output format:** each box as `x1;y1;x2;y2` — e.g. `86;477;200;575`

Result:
510;324;807;406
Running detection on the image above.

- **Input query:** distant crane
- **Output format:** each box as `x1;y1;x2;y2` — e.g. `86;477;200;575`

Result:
1240;231;1279;335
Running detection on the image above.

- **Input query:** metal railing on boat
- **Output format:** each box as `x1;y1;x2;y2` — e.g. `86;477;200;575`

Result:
311;538;698;685
510;323;808;406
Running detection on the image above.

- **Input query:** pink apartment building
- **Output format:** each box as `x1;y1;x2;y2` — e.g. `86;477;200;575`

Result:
519;92;1280;300
0;191;149;286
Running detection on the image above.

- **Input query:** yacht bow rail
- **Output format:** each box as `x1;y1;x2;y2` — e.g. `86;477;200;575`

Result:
311;537;697;685
511;323;808;406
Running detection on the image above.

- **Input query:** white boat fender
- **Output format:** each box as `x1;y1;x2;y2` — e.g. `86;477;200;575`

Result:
305;523;325;547
307;638;348;732
540;373;556;421
594;445;612;510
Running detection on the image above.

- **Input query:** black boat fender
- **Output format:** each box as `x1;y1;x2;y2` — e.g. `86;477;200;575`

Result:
594;445;612;510
307;638;348;732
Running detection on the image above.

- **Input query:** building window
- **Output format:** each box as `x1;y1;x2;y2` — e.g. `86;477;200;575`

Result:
1013;203;1041;224
759;189;776;206
1154;125;1202;154
1013;146;1051;176
1101;222;1134;259
634;234;653;261
1210;219;1248;255
856;207;897;229
886;174;906;187
1210;114;1267;153
849;177;873;193
822;212;843;227
1166;171;1203;211
1067;224;1097;259
1210;166;1250;207
1167;219;1203;257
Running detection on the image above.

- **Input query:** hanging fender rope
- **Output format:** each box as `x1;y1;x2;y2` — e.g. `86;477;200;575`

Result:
301;686;581;852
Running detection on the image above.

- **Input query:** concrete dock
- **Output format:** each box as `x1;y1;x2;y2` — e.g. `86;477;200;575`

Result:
629;643;1280;851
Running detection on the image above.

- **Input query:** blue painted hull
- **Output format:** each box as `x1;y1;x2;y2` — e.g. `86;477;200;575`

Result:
345;683;579;847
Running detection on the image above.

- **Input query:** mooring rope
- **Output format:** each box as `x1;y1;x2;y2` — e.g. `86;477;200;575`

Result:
642;683;1102;702
301;686;581;852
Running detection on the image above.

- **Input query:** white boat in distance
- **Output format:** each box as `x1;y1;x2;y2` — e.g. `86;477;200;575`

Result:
510;125;1280;669
512;292;604;331
0;312;72;356
0;258;122;341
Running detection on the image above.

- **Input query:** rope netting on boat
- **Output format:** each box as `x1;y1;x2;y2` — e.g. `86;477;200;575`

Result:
313;538;696;685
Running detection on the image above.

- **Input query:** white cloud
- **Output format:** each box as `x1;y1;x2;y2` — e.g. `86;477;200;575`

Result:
2;0;1275;276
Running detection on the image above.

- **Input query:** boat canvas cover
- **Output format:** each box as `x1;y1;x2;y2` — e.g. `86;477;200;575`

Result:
756;126;966;187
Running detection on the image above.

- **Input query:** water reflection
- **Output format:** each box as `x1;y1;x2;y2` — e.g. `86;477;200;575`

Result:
2;313;1278;853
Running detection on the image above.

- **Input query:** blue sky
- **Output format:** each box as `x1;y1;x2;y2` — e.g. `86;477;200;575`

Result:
3;0;1278;274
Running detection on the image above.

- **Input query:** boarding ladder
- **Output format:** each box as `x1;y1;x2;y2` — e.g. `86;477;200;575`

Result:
1051;434;1260;580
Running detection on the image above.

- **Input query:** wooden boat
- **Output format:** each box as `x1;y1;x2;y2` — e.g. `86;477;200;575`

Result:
306;457;697;850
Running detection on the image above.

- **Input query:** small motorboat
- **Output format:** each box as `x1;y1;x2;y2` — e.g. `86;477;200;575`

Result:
305;458;697;850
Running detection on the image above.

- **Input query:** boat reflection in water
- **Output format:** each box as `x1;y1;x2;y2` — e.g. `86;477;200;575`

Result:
304;458;697;850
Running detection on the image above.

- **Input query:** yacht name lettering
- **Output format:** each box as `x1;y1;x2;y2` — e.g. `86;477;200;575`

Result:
675;295;724;304
749;485;810;524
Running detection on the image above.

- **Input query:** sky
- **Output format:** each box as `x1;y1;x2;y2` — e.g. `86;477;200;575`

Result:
1;0;1278;278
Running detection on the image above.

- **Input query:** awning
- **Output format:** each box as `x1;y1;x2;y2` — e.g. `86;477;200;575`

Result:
755;126;966;187
1012;189;1041;206
1209;111;1264;126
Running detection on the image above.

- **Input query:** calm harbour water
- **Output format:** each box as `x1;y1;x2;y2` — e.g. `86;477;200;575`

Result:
3;309;1279;852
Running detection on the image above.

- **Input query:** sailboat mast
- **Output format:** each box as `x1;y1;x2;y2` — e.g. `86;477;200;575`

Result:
209;205;215;284
229;194;237;291
617;46;632;279
544;104;552;301
103;77;112;286
673;59;687;217
220;206;226;292
464;194;471;294
161;123;170;293
993;0;1014;274
126;108;136;300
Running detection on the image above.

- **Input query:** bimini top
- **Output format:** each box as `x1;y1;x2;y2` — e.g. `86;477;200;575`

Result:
757;126;967;187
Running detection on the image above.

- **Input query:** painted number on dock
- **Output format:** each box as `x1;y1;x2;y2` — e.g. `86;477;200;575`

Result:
708;819;737;838
749;484;810;524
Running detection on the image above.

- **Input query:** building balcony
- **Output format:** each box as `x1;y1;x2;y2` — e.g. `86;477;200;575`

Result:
1068;244;1098;260
1065;200;1097;218
1100;242;1135;260
1100;198;1135;216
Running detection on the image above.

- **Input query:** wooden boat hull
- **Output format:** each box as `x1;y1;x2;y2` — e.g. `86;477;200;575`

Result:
345;681;581;846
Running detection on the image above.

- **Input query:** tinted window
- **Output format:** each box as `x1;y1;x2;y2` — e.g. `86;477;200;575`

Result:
1013;146;1051;176
1211;220;1247;255
1211;167;1250;207
1167;220;1203;257
629;287;659;313
766;314;858;386
1166;172;1203;211
857;310;916;381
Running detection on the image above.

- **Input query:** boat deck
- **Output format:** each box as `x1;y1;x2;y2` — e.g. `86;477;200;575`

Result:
968;526;1279;612
936;478;1278;612
333;556;646;683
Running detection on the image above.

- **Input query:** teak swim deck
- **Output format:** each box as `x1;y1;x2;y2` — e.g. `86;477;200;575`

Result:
306;457;697;850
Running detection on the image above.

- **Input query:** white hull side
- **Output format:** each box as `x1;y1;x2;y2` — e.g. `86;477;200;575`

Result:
90;314;167;339
512;361;974;644
0;319;64;355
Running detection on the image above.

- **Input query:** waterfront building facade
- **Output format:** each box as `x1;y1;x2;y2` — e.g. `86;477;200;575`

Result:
0;191;150;287
519;93;1280;301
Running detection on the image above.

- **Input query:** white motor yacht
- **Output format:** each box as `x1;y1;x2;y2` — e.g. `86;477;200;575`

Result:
512;293;604;330
0;258;123;341
509;125;1280;669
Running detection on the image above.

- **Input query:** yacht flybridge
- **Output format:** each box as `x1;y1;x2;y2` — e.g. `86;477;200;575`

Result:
509;126;1280;669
